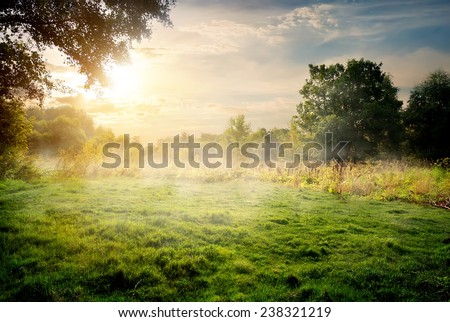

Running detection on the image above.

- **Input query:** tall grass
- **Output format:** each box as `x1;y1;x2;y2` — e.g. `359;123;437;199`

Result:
260;160;450;208
39;149;450;209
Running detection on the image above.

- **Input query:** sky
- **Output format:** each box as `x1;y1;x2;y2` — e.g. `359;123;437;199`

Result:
47;0;450;139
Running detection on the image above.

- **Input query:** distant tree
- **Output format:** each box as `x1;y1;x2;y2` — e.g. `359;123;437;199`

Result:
269;127;290;143
57;126;117;177
248;128;268;142
0;0;176;102
224;114;251;143
403;70;450;160
27;106;96;156
296;59;403;160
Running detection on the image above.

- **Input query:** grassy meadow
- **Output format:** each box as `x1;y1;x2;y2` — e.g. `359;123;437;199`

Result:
0;174;449;301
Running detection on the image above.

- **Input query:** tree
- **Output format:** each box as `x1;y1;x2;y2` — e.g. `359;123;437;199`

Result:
0;98;32;178
0;0;176;102
0;1;176;178
27;106;95;156
248;128;268;142
403;70;450;160
224;114;251;143
269;127;290;143
296;58;403;160
0;40;53;103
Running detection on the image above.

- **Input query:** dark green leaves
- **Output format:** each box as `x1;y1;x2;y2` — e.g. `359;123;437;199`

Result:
296;59;403;160
403;70;450;160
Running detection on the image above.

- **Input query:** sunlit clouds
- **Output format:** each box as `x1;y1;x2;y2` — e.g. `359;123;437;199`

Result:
45;0;450;139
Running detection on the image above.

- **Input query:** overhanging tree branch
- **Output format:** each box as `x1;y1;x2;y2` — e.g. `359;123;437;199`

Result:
0;0;176;102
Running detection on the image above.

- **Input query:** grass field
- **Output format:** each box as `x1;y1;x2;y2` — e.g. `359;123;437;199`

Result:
0;176;449;301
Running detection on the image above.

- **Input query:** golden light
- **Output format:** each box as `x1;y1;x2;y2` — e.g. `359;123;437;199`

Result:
104;63;142;99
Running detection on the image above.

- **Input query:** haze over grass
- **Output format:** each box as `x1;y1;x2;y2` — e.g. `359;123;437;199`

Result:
0;177;448;301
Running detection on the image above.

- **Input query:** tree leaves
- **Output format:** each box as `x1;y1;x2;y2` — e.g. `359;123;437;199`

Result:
403;70;450;160
225;114;251;143
0;0;176;101
0;40;53;103
296;59;403;160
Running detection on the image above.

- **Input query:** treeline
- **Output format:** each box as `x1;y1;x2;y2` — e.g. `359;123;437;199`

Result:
0;59;449;179
164;62;450;167
27;107;115;177
293;59;450;162
0;103;115;178
27;106;96;156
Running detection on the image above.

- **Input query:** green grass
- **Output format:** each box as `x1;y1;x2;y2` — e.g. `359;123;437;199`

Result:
0;176;449;301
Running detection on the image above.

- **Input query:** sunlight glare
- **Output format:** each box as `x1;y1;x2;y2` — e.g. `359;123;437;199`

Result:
105;64;141;99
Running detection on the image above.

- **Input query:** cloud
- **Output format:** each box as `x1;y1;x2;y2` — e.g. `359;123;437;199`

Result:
86;103;119;114
273;4;338;32
181;19;264;39
176;4;340;53
182;0;309;10
52;94;87;107
76;91;298;139
315;1;450;46
179;19;276;54
382;48;450;88
382;47;450;104
206;103;248;115
43;0;450;139
132;47;176;63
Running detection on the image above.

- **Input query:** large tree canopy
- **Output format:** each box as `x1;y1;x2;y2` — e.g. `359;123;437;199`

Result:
0;0;176;102
296;58;403;160
403;70;450;160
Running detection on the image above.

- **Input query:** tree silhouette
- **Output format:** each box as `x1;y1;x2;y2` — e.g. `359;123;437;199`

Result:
403;70;450;160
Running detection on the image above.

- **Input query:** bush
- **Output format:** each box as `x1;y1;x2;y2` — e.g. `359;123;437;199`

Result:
0;98;33;180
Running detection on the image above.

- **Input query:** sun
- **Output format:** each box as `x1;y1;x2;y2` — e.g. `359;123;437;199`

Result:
105;63;141;99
